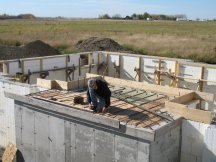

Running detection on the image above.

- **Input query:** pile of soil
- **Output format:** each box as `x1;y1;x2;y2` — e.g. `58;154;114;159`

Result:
75;37;127;52
0;40;60;60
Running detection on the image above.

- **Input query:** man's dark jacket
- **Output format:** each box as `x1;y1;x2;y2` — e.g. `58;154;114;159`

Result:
87;79;111;108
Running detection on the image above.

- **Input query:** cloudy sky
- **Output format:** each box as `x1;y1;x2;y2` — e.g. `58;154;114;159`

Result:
0;0;215;19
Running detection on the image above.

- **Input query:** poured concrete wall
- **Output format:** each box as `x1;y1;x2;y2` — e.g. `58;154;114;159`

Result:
15;101;152;162
180;120;216;162
13;100;182;162
202;125;216;162
0;80;39;147
151;125;181;162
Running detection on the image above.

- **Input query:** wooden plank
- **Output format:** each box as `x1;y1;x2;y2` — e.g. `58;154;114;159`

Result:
118;55;122;78
165;101;213;124
170;92;195;104
174;61;180;87
65;55;68;81
86;73;214;102
97;52;101;74
199;66;205;92
86;73;187;96
106;53;110;76
158;59;162;85
6;92;120;129
40;58;43;72
54;80;69;90
2;143;17;162
88;53;92;73
37;78;55;89
137;57;142;82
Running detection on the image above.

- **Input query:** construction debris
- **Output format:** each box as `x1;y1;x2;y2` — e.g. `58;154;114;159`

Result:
1;143;17;162
74;96;84;104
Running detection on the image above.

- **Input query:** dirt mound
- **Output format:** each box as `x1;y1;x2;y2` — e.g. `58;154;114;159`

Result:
0;40;59;60
75;37;126;52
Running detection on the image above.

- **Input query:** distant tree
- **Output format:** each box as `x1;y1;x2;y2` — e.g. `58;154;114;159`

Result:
125;15;132;20
98;14;111;19
143;12;150;20
131;13;138;19
112;14;122;19
175;14;187;19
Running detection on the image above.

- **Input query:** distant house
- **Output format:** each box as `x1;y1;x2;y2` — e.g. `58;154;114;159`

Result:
176;18;188;21
146;18;153;21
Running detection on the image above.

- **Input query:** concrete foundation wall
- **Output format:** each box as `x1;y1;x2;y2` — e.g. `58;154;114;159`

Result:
180;120;216;162
15;101;152;162
202;125;216;162
0;79;46;148
1;52;216;161
0;80;31;147
150;124;181;162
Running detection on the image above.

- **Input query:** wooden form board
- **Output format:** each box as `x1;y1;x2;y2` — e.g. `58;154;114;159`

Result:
37;77;98;90
86;73;213;102
86;73;215;124
165;101;213;124
2;51;216;88
2;143;17;162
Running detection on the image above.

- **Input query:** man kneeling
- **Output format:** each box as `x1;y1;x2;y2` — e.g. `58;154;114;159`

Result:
87;79;111;113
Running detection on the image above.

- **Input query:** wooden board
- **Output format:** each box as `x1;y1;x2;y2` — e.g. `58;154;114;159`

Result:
165;101;213;124
2;143;17;162
37;78;55;89
86;73;213;102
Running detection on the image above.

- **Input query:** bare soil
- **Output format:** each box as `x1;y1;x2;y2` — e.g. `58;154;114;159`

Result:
0;40;60;60
75;37;129;52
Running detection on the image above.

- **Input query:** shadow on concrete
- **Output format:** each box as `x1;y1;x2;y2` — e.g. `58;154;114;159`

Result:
16;150;25;162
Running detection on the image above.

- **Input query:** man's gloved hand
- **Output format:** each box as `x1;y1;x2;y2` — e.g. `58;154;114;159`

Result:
89;104;94;110
102;107;107;113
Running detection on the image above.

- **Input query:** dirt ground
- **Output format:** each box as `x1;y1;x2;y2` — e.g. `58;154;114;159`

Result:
75;37;130;52
0;38;131;61
0;40;60;60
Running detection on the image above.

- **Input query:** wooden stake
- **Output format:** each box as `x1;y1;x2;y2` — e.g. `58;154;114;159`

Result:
97;52;101;74
199;66;205;92
118;55;122;78
106;53;110;76
88;53;92;73
138;57;142;82
65;56;68;81
174;61;180;87
40;58;43;72
158;59;162;85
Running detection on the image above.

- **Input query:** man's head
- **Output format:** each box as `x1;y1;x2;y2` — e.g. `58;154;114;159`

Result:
88;79;97;90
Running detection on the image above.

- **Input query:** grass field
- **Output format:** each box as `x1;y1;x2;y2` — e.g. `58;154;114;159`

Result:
0;19;216;63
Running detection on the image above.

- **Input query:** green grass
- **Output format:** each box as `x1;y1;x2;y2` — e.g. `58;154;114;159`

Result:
0;19;216;63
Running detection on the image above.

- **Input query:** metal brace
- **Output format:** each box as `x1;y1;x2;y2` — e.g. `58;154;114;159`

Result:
40;71;49;79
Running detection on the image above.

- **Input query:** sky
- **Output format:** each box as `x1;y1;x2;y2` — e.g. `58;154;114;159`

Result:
0;0;215;20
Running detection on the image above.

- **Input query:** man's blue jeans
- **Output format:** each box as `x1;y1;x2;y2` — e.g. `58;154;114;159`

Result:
89;89;105;112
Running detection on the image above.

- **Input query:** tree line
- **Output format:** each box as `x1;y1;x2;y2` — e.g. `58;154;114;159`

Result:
99;12;187;21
